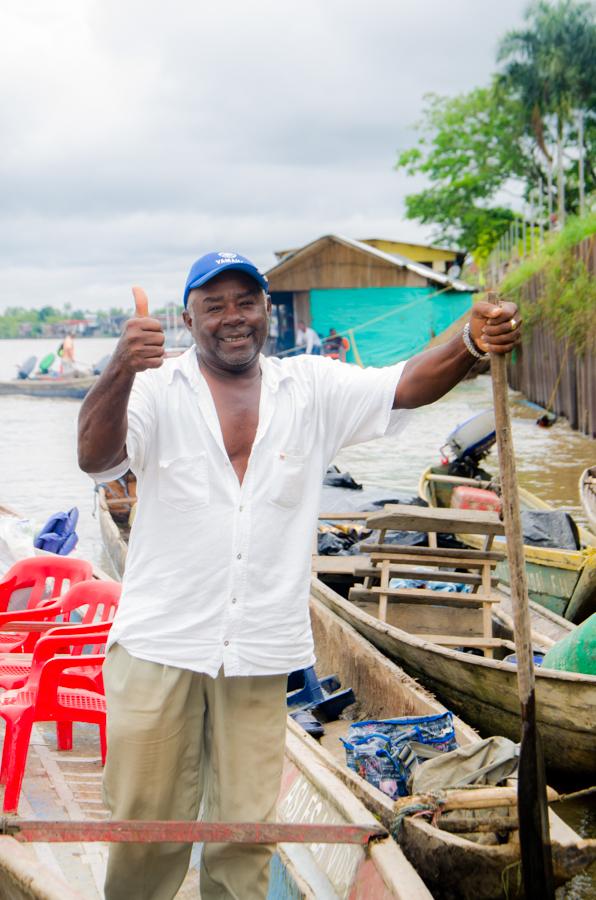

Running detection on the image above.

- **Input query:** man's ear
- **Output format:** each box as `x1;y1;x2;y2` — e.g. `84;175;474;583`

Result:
182;309;192;330
265;293;272;316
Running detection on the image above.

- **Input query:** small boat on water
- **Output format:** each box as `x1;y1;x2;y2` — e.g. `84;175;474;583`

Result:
0;374;97;400
419;411;596;624
420;465;596;624
313;563;596;778
580;466;596;533
307;589;596;898
0;702;427;899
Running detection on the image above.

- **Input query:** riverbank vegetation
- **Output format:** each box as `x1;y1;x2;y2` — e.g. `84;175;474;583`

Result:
0;304;183;339
500;213;596;352
395;1;595;258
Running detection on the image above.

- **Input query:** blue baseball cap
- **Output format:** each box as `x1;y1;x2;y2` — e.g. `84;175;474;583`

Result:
183;251;269;308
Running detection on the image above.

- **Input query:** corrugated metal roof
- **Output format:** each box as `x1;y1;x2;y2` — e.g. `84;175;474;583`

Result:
359;237;463;255
266;234;475;292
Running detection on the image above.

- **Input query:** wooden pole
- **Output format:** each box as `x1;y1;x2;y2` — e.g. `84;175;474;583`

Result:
489;290;555;899
578;110;585;218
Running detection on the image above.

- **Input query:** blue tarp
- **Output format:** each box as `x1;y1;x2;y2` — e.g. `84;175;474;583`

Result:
310;287;473;366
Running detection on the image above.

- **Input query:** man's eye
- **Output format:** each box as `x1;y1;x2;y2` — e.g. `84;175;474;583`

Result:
207;305;223;313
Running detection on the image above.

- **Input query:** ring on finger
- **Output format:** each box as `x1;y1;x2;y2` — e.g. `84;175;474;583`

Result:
510;318;517;331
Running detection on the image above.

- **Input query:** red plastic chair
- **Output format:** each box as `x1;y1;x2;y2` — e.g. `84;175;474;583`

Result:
0;618;114;692
0;577;119;655
0;629;108;813
0;556;93;652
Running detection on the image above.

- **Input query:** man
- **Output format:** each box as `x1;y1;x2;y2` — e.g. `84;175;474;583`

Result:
323;326;347;361
78;250;520;900
295;319;322;354
60;331;76;376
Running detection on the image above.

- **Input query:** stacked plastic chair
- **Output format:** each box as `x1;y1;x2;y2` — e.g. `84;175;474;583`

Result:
0;556;93;653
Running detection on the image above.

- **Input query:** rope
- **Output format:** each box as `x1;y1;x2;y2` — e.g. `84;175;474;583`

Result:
554;785;596;803
543;337;571;414
391;802;437;839
343;287;452;338
349;329;364;368
275;284;456;364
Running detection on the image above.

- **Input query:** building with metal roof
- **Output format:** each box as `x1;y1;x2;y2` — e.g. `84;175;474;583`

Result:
265;235;475;366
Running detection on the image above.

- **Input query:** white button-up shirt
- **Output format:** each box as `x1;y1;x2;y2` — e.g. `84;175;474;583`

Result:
93;348;410;676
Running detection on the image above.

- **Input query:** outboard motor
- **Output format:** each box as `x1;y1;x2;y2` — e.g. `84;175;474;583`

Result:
441;410;497;479
16;357;37;380
92;354;111;376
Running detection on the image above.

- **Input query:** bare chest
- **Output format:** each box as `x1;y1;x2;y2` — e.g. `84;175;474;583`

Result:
209;383;261;484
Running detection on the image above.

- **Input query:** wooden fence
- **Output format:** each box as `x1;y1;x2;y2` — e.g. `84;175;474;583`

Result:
507;235;596;438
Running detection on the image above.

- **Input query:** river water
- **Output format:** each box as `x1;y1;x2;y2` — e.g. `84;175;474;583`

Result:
0;337;594;894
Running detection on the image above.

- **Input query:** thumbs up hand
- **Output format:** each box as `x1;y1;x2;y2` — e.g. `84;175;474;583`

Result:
114;286;166;374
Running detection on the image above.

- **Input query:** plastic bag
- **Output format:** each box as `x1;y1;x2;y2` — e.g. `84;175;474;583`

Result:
341;711;457;799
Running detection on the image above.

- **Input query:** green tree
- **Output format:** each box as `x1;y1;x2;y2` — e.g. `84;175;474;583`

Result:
395;87;531;255
497;0;596;222
38;305;59;321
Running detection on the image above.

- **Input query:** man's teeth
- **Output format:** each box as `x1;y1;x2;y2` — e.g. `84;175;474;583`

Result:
222;335;249;343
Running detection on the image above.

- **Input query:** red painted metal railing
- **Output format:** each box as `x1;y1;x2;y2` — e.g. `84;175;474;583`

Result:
1;819;387;845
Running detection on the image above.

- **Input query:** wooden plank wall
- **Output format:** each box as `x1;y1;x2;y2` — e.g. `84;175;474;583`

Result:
268;240;428;291
508;235;596;437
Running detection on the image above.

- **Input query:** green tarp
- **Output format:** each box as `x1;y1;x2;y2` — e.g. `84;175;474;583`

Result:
310;286;473;366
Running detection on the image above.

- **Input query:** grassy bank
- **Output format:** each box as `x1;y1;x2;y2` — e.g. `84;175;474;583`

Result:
499;214;596;353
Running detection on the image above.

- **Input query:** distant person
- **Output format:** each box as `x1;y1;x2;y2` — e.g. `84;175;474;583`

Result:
323;327;348;362
296;320;321;355
60;332;76;376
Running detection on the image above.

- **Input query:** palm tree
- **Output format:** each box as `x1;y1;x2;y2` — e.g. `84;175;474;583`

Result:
497;0;596;225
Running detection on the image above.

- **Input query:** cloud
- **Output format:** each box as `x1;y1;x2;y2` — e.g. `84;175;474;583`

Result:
0;0;527;310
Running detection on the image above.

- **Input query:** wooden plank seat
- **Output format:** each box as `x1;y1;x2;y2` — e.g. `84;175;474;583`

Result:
353;566;499;587
364;544;506;562
365;504;506;537
350;504;507;657
414;636;510;649
349;587;501;608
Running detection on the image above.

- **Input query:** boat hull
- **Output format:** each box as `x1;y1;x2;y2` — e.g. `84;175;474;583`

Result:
98;488;129;578
313;579;596;777
308;591;594;898
0;376;96;399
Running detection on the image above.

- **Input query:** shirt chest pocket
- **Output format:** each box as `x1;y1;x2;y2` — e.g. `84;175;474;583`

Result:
269;451;307;509
158;454;209;511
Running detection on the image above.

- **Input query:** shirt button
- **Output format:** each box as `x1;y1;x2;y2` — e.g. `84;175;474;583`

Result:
224;640;229;647
236;553;242;560
239;505;244;512
231;598;237;604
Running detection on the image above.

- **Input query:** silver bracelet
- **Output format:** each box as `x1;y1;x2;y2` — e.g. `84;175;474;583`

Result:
462;322;489;359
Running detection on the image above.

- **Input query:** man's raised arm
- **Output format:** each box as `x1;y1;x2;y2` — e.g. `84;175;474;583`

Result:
394;299;521;409
77;287;165;473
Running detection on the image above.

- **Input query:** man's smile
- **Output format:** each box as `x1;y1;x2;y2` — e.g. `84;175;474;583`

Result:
219;333;252;344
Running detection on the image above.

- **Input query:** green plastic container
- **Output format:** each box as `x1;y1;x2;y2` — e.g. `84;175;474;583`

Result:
542;614;596;676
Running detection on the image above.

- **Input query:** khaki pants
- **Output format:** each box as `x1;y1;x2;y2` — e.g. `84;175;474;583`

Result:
102;644;288;900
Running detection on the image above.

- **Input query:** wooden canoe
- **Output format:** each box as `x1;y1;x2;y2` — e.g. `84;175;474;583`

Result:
312;576;596;777
0;525;431;898
306;593;596;899
580;466;596;534
419;466;596;623
0;720;428;899
0;375;97;400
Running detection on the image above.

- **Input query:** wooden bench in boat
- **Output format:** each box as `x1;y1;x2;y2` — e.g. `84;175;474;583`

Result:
349;504;507;657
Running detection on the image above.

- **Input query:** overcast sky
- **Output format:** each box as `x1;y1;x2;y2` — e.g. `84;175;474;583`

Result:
0;1;530;312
